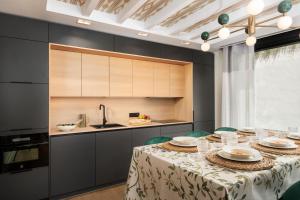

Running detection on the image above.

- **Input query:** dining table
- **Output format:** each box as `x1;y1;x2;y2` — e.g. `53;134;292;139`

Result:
124;136;300;200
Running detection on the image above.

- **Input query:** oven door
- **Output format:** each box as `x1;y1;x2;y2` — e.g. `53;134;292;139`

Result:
0;141;48;173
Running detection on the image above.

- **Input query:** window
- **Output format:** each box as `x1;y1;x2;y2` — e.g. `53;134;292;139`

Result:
255;43;300;130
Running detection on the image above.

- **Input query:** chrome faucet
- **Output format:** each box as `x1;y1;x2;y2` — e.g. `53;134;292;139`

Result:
99;104;107;126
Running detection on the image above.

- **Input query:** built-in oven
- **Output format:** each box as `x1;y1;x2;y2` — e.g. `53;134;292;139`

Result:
0;132;48;174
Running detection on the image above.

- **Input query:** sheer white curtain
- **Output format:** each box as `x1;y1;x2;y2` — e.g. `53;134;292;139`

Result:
215;44;255;129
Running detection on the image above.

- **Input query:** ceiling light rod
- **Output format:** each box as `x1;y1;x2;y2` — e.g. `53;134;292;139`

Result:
200;0;297;51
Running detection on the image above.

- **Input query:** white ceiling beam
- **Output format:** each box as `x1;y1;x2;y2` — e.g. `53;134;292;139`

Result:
169;0;239;35
145;0;197;29
81;0;99;16
117;0;147;23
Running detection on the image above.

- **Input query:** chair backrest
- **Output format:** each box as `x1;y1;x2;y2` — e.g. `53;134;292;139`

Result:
280;181;300;200
215;127;237;132
144;136;172;145
185;130;210;137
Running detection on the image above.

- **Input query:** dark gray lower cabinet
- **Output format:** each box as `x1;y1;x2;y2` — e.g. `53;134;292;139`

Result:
0;166;48;200
96;130;132;186
160;124;193;137
132;127;160;147
50;133;95;197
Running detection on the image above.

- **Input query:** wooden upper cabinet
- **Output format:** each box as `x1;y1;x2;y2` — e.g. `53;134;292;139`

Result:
170;64;185;97
82;54;109;97
109;57;133;97
154;63;170;97
132;60;154;97
50;50;81;96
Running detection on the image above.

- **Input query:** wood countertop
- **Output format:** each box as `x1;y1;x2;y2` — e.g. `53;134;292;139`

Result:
49;121;192;136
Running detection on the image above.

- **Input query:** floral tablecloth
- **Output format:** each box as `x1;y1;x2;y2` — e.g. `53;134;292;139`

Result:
125;145;300;200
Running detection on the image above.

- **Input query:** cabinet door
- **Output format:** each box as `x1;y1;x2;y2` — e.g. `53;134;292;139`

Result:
0;83;48;132
109;57;132;97
0;37;48;83
170;64;185;97
50;134;95;196
96;130;132;186
194;121;214;133
82;54;109;97
193;63;214;122
0;167;48;200
154;63;170;97
50;50;81;97
132;60;154;97
132;127;161;147
160;124;192;138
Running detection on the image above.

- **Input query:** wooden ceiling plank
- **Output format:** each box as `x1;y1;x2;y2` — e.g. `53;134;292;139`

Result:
117;0;148;23
145;0;197;29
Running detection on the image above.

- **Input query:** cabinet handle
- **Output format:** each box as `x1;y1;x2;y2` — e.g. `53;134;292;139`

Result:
10;81;33;84
10;128;33;131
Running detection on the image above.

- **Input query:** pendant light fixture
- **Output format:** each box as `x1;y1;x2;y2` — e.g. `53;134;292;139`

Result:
199;0;298;51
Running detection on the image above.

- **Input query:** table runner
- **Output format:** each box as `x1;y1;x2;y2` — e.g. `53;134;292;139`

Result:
125;145;300;200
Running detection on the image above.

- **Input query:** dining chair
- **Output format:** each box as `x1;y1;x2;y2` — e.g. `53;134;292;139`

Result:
185;130;210;137
280;181;300;200
215;127;237;132
144;136;172;145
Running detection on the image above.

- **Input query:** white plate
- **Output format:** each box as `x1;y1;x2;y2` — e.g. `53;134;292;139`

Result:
169;140;197;147
239;127;255;133
214;131;236;138
287;133;300;140
173;136;197;145
217;150;262;162
259;139;298;149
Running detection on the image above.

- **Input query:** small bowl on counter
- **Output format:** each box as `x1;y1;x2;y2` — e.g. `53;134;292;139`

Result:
57;123;77;132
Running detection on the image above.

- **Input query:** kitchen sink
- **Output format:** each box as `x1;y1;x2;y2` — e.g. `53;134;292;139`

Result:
90;123;125;129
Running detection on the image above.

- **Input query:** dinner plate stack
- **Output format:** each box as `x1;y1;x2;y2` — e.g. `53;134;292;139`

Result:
239;127;255;134
213;131;236;138
169;136;197;147
217;146;262;162
259;137;298;149
287;132;300;140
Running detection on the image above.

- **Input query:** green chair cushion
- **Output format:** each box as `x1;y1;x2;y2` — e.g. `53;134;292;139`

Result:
185;130;210;137
280;181;300;200
144;136;172;145
215;127;237;132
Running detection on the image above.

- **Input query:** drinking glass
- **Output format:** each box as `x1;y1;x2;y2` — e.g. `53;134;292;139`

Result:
255;128;267;141
221;132;237;145
197;138;210;156
288;127;298;133
227;134;238;146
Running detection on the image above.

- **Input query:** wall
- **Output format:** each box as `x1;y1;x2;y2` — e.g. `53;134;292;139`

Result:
50;97;177;128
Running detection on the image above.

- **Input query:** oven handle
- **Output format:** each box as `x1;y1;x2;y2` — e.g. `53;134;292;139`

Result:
10;168;33;174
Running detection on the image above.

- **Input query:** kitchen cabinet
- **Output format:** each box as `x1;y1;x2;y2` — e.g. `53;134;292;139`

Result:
50;133;95;196
96;130;132;185
194;121;214;133
109;57;133;97
0;13;48;42
0;83;48;133
160;123;192;138
193;63;214;122
154;63;170;97
82;54;109;97
114;36;162;58
49;23;114;51
132;60;154;97
0;37;48;83
50;50;81;97
170;64;185;97
132;127;161;147
0;167;48;200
